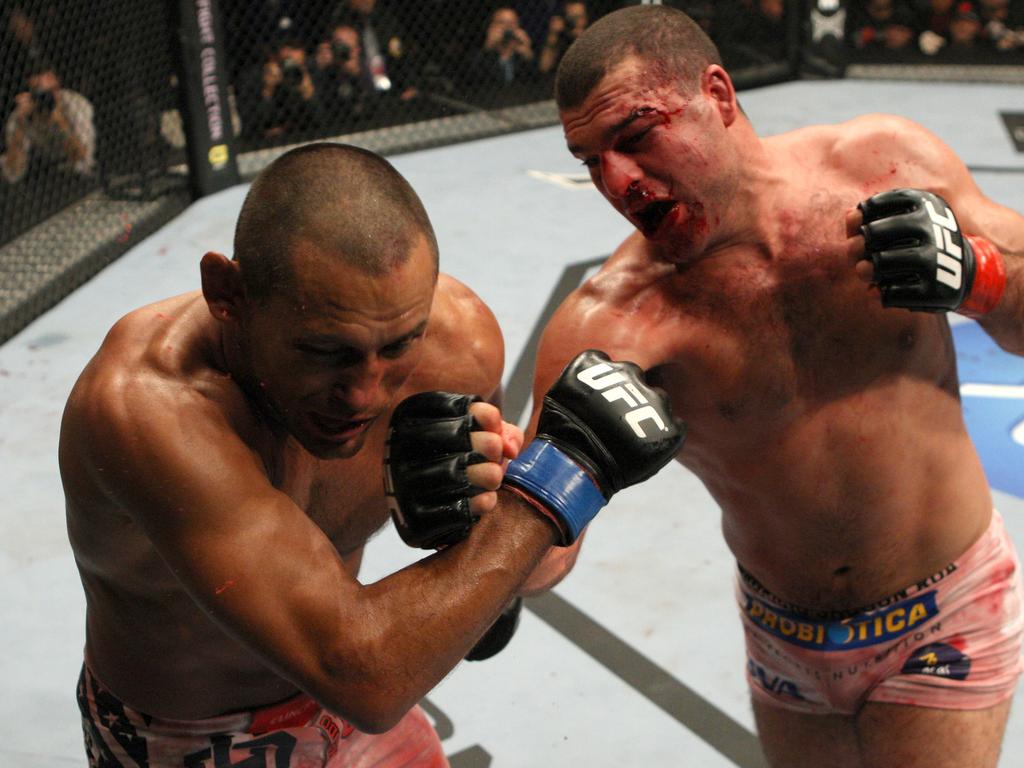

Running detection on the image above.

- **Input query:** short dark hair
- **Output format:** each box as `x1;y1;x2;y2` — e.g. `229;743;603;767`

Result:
555;5;721;111
234;142;439;302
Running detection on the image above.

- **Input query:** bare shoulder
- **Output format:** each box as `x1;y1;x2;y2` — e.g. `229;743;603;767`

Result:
536;233;675;391
410;273;504;399
824;113;967;193
61;301;263;513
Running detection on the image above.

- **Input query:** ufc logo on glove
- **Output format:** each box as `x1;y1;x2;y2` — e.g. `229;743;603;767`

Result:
858;188;1006;316
502;350;685;545
576;361;669;438
925;199;964;291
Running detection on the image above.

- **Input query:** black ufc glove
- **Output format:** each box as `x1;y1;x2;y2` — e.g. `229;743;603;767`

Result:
384;392;486;549
503;350;685;545
386;393;526;661
858;188;1005;316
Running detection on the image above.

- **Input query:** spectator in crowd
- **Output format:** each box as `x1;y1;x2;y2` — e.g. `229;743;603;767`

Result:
947;1;984;50
332;0;419;101
538;1;590;75
848;0;918;51
1;60;95;184
916;0;955;54
238;35;322;141
470;6;538;87
311;23;372;126
978;0;1024;50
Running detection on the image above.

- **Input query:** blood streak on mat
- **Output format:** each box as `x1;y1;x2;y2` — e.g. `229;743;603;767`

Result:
214;579;237;595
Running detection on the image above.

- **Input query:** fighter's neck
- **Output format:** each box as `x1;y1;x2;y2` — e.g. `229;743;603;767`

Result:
707;140;799;257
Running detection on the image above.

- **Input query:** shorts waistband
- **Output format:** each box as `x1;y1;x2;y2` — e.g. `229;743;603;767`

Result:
738;509;1006;622
737;562;957;622
79;662;322;735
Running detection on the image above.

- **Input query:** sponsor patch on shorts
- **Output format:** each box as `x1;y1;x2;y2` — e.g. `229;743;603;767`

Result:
901;642;971;680
747;659;805;700
742;591;939;651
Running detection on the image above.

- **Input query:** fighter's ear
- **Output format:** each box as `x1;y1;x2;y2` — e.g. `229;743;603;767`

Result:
200;252;245;322
702;65;738;127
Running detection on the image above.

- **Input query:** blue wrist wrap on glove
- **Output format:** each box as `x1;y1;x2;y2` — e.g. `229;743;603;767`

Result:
503;440;607;544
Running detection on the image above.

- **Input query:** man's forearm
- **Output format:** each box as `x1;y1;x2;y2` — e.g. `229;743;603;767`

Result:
316;493;557;732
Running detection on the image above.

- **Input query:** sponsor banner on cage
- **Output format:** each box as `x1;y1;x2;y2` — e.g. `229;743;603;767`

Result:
174;0;240;196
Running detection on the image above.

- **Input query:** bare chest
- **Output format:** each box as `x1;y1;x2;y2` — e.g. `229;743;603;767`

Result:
275;428;391;556
644;244;942;440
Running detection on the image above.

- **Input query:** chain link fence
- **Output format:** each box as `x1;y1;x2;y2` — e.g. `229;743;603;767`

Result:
11;1;1021;344
1;0;188;343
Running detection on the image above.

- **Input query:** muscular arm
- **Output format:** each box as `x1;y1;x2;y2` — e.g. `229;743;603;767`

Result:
514;266;668;592
422;275;584;595
938;166;1024;356
847;116;1024;354
84;378;556;733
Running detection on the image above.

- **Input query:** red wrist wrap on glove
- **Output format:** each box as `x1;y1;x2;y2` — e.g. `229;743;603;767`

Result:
960;235;1007;318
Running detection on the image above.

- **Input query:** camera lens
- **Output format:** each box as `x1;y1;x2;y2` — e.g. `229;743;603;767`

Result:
31;88;55;114
280;58;304;86
501;28;517;44
331;40;352;61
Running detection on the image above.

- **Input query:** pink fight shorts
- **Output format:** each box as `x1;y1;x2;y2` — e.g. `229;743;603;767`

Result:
77;664;449;768
737;510;1024;715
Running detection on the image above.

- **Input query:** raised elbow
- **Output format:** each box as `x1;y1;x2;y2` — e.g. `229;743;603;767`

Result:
310;643;423;735
316;686;415;735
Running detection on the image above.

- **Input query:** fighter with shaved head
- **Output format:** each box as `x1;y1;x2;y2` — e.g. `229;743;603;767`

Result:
61;142;684;767
541;5;1024;767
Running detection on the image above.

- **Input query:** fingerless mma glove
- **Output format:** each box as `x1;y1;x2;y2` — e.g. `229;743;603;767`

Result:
859;188;1006;317
503;349;685;545
384;392;486;549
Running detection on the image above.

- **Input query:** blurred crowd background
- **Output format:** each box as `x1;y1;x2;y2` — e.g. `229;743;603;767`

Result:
1;0;1022;251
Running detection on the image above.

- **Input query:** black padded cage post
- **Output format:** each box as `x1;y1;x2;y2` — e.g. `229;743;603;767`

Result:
171;0;241;199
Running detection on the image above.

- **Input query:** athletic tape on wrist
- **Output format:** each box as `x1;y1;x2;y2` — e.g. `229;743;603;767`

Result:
502;440;606;545
960;236;1007;318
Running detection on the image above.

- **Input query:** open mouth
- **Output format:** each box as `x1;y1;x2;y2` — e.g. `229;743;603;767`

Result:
310;412;374;439
633;200;678;236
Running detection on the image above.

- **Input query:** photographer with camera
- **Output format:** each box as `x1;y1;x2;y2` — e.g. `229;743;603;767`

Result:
1;60;94;184
239;35;323;141
471;6;537;89
312;24;372;128
538;1;590;75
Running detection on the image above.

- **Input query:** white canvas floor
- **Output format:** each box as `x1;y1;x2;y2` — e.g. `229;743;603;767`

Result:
2;79;1023;766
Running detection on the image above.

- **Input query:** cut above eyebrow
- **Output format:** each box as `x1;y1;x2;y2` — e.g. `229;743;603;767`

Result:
567;106;653;156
